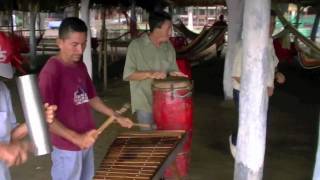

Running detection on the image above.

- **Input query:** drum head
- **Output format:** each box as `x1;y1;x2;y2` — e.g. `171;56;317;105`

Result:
152;77;192;90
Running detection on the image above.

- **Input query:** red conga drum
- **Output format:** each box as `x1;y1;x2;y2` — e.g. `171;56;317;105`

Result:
152;77;193;179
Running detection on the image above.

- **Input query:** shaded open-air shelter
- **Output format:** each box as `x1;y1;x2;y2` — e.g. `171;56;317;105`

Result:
1;0;320;179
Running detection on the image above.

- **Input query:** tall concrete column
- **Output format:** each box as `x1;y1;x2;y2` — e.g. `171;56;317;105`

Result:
223;0;244;100
313;112;320;180
234;0;270;179
80;0;92;78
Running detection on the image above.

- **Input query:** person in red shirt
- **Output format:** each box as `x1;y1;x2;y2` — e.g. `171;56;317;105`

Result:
38;17;133;180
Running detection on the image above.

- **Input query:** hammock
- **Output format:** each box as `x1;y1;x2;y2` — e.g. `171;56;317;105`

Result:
107;31;130;41
188;44;217;62
275;9;320;69
176;25;227;59
107;30;147;48
295;41;320;69
173;19;199;40
275;10;320;54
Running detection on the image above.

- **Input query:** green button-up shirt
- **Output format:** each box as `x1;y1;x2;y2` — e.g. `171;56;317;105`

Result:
123;34;179;113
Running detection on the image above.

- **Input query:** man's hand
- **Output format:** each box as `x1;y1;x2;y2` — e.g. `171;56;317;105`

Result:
115;116;133;128
149;72;167;79
74;130;98;150
0;141;30;167
44;103;57;124
275;72;286;84
169;71;188;78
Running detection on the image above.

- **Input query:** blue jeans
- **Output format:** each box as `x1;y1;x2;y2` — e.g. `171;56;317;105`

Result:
231;89;240;145
0;161;10;180
136;110;157;131
51;146;94;180
233;89;240;111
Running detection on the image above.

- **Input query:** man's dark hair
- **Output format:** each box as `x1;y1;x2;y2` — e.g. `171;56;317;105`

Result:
58;17;87;39
148;11;172;32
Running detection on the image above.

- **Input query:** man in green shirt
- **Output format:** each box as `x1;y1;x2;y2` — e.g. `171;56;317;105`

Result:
123;11;186;130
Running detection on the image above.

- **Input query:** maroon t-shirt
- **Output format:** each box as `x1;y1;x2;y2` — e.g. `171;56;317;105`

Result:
38;57;96;151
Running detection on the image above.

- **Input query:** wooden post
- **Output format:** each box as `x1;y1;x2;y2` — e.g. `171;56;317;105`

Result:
8;10;14;33
130;0;137;37
295;4;301;29
74;3;79;17
206;6;209;25
103;30;108;89
36;13;41;37
234;0;270;179
118;10;121;29
294;3;301;43
8;0;14;33
29;4;38;67
99;7;106;79
22;12;26;28
196;7;199;27
80;0;93;78
310;5;320;41
313;111;320;180
223;0;244;100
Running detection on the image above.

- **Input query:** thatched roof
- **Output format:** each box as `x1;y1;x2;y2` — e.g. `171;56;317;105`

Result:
0;0;318;12
0;0;79;12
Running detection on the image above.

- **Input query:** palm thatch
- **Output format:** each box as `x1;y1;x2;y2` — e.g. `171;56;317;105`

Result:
0;0;318;12
0;0;78;12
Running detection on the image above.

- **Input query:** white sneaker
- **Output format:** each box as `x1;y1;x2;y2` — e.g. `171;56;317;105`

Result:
229;135;236;158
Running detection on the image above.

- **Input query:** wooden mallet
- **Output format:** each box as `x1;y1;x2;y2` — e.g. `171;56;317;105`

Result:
97;103;152;134
97;103;130;134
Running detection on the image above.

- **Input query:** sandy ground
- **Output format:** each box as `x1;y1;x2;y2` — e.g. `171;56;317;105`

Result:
4;54;320;180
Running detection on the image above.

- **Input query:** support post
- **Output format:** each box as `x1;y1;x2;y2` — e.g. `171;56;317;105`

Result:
294;4;301;42
9;10;14;33
234;0;270;179
74;3;79;17
310;5;320;41
313;111;320;180
130;0;137;37
295;4;301;29
36;13;41;37
80;0;93;78
103;30;108;89
29;4;38;67
98;7;106;79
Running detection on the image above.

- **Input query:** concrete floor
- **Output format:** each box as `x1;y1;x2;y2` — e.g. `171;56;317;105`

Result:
6;56;320;180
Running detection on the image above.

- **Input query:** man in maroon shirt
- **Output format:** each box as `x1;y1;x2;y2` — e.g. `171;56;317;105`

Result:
39;17;133;180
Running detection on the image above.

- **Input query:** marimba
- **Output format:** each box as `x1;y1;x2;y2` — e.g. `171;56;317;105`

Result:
94;130;187;180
